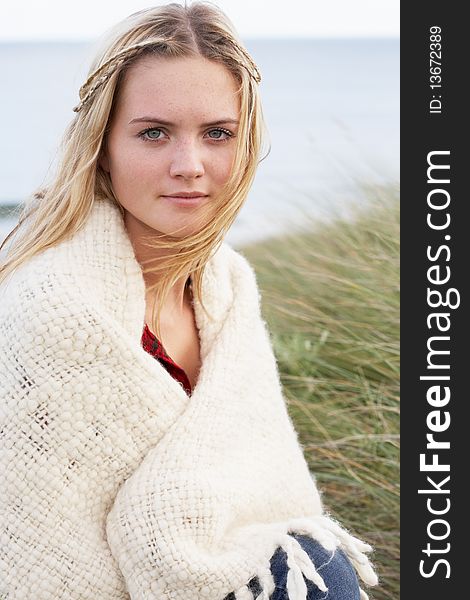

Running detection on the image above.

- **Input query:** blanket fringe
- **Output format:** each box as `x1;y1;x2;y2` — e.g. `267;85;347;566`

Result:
234;585;255;600
234;516;378;600
314;517;378;587
233;569;276;600
279;527;377;600
281;536;328;595
256;570;276;599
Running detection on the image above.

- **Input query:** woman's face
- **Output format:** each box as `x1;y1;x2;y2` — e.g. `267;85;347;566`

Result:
101;55;240;240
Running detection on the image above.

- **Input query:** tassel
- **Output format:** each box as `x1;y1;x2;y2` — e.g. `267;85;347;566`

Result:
316;517;378;586
234;567;276;600
255;569;276;599
287;538;328;592
286;561;308;599
288;516;378;587
288;518;338;553
234;585;255;600
235;516;378;600
280;536;328;600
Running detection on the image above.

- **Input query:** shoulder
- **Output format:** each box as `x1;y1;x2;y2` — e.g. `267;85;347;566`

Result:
0;252;118;382
1;249;73;319
1;271;85;371
198;242;261;321
1;203;145;339
210;242;258;285
0;244;108;357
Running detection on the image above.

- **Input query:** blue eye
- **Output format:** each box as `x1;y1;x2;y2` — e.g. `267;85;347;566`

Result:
207;128;233;140
140;128;163;141
138;126;234;143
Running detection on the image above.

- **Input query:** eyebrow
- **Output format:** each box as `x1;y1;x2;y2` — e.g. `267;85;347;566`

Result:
128;116;240;127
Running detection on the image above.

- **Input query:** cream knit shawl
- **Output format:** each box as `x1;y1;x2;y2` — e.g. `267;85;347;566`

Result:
0;198;377;600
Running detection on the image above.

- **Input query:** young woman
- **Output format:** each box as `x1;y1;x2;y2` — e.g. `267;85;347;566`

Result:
0;3;378;599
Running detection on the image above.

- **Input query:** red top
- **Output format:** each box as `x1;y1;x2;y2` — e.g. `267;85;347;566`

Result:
141;324;193;396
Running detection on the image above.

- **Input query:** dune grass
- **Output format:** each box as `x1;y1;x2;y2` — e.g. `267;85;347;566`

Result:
241;184;399;599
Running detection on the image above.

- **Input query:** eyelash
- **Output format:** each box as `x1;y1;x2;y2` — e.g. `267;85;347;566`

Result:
138;127;234;143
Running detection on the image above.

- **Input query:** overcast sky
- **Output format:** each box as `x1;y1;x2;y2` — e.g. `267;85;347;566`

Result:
2;0;399;40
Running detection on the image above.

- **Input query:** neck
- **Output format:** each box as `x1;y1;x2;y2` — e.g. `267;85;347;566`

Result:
124;212;191;318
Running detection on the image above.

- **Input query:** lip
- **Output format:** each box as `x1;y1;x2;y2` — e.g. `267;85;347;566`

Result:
163;191;207;198
161;193;208;206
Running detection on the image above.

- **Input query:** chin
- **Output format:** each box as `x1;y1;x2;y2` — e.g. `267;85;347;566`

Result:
149;221;206;239
124;206;213;241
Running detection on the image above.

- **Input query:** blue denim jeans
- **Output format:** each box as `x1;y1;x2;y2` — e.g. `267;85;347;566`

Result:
224;534;360;599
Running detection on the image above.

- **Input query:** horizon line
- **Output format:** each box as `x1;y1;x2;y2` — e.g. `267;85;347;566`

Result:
0;34;400;44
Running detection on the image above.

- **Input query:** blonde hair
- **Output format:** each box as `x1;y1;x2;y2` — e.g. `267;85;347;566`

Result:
0;1;269;339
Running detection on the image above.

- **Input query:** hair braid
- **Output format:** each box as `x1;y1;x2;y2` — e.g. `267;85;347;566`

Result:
73;36;261;113
74;39;172;112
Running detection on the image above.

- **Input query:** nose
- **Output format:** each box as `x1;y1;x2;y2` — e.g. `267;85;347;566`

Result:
169;139;205;179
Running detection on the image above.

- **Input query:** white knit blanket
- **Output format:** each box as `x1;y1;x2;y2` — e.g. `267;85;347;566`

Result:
0;198;377;599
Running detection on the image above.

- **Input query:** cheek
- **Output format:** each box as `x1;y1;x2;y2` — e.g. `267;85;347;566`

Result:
109;146;155;186
212;148;237;184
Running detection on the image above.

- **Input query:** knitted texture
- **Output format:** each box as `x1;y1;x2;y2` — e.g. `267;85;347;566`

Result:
0;198;378;599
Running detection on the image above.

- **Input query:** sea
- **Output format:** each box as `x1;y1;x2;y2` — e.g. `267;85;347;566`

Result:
0;38;399;247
